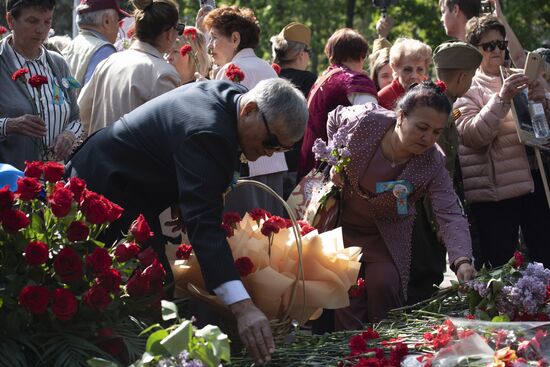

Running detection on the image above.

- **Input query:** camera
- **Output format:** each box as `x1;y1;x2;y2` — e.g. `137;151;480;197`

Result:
480;1;494;14
372;0;398;17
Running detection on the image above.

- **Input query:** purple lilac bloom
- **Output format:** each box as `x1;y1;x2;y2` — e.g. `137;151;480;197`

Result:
503;275;547;315
524;263;550;285
312;139;331;161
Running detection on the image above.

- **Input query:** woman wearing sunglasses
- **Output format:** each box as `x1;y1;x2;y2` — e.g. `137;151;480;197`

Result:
455;15;550;269
78;0;181;136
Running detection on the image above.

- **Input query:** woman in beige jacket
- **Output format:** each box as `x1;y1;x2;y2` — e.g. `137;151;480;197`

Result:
455;15;550;268
78;0;181;136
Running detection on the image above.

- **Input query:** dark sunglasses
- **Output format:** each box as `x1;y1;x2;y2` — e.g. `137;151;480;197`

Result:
174;23;185;36
259;110;293;152
477;39;508;52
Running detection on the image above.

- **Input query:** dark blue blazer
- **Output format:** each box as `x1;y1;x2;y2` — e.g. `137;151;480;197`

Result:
67;81;247;291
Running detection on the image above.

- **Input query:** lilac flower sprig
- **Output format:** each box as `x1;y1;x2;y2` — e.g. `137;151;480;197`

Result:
312;123;354;173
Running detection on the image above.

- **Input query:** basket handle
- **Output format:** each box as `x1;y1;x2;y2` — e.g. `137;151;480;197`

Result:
233;179;306;322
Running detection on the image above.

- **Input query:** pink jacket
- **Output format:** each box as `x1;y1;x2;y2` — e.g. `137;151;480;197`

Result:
454;69;533;203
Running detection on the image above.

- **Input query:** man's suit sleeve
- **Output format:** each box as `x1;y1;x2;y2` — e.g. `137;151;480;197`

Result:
174;131;241;291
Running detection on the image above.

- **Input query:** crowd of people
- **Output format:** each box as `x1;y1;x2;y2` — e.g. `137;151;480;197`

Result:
1;0;550;364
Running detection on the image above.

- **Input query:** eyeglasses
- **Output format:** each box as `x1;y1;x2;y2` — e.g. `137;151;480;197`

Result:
304;47;312;55
174;23;185;36
259;110;293;152
477;39;508;52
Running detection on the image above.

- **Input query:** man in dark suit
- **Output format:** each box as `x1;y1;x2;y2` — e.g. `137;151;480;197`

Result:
66;79;308;365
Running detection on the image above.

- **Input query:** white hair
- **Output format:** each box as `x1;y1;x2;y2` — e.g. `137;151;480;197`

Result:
77;8;117;28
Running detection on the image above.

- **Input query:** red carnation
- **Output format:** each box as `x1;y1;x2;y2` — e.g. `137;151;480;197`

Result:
221;222;234;237
513;251;525;269
225;63;245;83
15;176;42;201
25;240;49;265
67;221;89;242
183;27;197;40
127;27;135;39
180;44;193;57
137;247;157;267
83;285;111;310
114;242;141;262
96;268;122;293
356;358;381;367
18;285;50;314
349;334;367;355
298;220;315;236
362;327;380;341
42;161;64;182
0;185;15;211
126;269;151;298
51;288;78;321
65;177;86;203
261;219;280;237
234;256;254;277
271;63;281;75
0;26;7;35
86;247;112;275
81;190;110;225
249;208;270;221
48;187;73;217
349;277;365;298
28;74;48;89
176;243;193;260
1;208;30;233
11;67;29;82
223;211;241;227
434;80;447;94
53;247;83;283
24;160;43;178
130;214;154;244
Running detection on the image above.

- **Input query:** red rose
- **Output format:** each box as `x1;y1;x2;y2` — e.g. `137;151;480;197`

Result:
349;277;365;298
51;288;78;321
15;176;42;201
83;285;111;310
142;259;166;284
25;240;49;265
223;212;241;227
96;268;122;293
137;246;157;267
53;247;83;283
221;222;234;237
176;243;193;260
81;190;110;225
513;251;525;269
106;200;124;223
249;208;270;221
126;269;151;298
1;209;30;233
271;63;281;75
18;285;50;314
180;44;193;57
0;26;7;35
97;328;125;357
183;27;197;40
65;177;86;203
0;185;15;211
24;160;43;178
114;242;141;262
67;221;89;242
130;214;154;244
86;247;112;275
48;187;73;217
28;74;48;89
42;161;64;182
234;256;254;277
225;63;245;83
11;67;29;82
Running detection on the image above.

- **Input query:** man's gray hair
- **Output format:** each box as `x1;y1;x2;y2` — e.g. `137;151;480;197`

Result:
243;78;308;142
77;8;117;28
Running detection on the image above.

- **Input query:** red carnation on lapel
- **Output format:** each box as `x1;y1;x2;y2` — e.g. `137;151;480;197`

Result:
226;63;245;83
12;68;29;82
28;75;48;89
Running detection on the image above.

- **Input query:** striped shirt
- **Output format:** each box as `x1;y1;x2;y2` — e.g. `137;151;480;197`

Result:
0;43;82;147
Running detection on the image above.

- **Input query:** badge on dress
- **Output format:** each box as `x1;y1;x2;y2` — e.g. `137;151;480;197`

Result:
52;83;65;105
376;179;413;215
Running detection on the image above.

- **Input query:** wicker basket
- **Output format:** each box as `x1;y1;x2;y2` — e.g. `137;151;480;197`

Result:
186;179;305;351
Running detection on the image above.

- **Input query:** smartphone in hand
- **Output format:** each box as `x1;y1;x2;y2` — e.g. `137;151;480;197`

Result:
524;52;542;82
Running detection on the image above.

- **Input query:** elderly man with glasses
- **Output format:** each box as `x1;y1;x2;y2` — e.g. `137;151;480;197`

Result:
66;78;308;365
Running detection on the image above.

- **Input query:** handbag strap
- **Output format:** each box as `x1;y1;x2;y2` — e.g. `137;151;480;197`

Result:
307;67;343;109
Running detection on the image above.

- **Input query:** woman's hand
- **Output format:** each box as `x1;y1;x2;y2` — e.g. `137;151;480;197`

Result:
5;114;47;138
330;166;343;188
488;0;503;18
528;76;548;106
499;73;529;103
376;15;395;39
52;131;76;161
453;257;476;282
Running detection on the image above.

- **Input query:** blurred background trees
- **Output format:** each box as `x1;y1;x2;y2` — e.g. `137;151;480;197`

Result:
1;0;549;73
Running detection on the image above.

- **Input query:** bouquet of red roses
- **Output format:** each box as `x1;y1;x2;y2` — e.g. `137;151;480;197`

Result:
0;161;166;367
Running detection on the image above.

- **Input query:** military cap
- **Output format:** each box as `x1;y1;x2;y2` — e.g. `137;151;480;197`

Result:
279;22;311;48
433;41;483;70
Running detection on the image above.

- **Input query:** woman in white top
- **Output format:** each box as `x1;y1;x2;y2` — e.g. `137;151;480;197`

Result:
204;6;287;215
